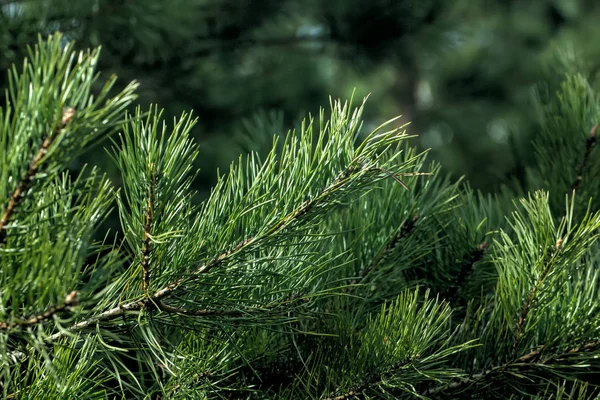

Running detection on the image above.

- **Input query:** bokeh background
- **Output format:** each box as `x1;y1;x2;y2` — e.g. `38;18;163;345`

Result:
2;0;600;204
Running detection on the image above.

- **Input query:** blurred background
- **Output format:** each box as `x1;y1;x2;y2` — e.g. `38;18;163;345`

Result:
1;0;600;201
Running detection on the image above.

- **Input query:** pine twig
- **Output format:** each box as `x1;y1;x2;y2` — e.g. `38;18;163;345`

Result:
423;339;600;396
156;302;246;317
571;123;597;191
518;339;600;364
323;390;361;400
323;358;418;400
513;238;563;353
155;293;308;318
0;107;75;246
357;215;419;284
443;242;487;301
421;369;491;397
141;164;156;291
373;168;432;190
0;291;79;331
44;236;259;342
48;163;373;340
167;370;216;398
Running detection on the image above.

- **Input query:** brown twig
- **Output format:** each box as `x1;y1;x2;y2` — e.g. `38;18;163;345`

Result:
0;107;75;246
0;291;79;331
571;123;598;191
517;339;600;364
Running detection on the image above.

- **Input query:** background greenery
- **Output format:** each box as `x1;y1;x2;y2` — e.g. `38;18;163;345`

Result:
2;0;600;196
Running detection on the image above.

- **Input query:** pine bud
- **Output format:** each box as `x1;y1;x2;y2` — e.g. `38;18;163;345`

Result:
61;107;76;127
65;290;79;307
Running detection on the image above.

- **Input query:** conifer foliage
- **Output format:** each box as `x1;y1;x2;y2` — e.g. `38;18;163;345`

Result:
2;34;600;399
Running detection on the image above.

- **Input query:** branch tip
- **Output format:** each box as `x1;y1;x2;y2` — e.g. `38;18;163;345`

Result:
61;107;76;127
590;123;598;138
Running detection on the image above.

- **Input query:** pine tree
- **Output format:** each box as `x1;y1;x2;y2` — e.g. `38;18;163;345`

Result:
2;33;600;399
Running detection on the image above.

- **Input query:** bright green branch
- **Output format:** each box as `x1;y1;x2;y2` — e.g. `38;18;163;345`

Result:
0;107;75;246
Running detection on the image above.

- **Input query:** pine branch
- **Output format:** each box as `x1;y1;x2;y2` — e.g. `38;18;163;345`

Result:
513;238;564;353
141;164;157;291
570;124;598;191
358;215;419;283
0;107;75;246
423;339;600;397
167;370;216;398
0;291;79;331
422;369;493;397
49;162;373;341
323;359;417;400
443;242;488;301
